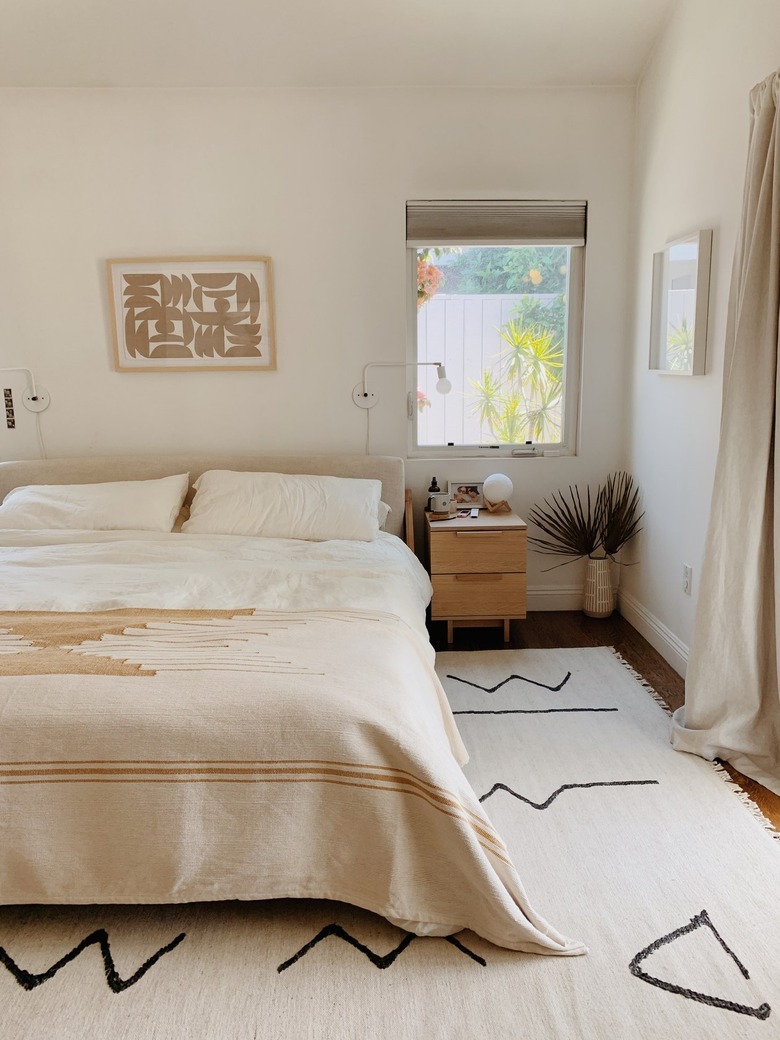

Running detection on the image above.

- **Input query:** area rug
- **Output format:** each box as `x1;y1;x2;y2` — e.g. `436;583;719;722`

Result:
3;647;779;1040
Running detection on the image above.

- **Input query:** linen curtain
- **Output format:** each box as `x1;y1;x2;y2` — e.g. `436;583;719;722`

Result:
671;70;780;795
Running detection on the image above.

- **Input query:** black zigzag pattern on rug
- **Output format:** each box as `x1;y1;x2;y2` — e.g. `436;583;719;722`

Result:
447;669;619;714
446;671;572;694
629;910;771;1020
277;924;486;973
453;707;618;716
479;779;659;809
0;928;186;993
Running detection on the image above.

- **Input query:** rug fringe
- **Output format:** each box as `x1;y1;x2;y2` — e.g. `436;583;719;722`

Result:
608;648;673;716
609;648;780;841
707;761;780;840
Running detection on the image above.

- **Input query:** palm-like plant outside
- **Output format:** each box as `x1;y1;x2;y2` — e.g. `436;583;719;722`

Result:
470;317;564;444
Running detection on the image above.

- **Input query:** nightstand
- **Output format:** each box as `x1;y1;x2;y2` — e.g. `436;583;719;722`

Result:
425;511;527;643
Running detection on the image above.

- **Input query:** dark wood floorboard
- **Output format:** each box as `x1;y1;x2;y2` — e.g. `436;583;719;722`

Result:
429;612;780;833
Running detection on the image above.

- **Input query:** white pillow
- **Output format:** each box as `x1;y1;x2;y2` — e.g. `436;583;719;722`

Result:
183;470;382;542
0;473;190;532
378;500;391;530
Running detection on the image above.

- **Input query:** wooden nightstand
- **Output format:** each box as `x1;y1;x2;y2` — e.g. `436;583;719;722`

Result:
425;511;527;643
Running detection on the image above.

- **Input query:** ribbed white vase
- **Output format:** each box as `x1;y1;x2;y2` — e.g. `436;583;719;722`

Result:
583;558;614;618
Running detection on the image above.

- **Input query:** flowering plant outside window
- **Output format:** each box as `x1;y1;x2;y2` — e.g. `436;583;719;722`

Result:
417;388;431;412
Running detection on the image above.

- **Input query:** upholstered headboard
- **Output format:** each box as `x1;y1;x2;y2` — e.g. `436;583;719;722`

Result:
0;454;406;539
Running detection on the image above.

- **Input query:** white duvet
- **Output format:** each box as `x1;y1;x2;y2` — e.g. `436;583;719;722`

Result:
0;529;432;636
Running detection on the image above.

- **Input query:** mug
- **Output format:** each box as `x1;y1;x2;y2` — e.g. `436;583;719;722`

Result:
430;493;451;514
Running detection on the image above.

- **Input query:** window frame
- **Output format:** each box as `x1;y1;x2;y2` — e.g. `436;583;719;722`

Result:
406;207;586;460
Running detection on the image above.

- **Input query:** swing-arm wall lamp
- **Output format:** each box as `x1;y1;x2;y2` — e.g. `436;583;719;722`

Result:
352;361;451;410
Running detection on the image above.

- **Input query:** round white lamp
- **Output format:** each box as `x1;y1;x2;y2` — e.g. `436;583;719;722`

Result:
483;472;514;514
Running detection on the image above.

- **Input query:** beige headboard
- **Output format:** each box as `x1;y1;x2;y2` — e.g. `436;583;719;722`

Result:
0;454;406;539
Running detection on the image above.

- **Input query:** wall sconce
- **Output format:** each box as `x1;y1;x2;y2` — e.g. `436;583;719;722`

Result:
352;361;451;409
0;368;50;413
0;367;50;458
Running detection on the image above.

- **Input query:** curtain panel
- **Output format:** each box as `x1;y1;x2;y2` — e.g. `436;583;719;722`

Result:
671;70;780;795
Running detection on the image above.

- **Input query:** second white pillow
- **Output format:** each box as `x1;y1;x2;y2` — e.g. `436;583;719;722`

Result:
183;470;382;542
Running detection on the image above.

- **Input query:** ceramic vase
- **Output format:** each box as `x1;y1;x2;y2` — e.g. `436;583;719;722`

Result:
583;557;614;618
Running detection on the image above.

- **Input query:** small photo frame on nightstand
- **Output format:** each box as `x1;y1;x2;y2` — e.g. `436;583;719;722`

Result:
448;481;485;507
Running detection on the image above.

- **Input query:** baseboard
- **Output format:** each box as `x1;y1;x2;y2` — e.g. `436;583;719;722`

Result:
617;589;690;678
527;584;583;612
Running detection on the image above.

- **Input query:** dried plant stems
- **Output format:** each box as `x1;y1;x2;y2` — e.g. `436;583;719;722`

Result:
599;472;644;558
528;484;603;558
528;471;643;564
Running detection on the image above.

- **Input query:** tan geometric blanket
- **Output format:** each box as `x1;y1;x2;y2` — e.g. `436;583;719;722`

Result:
0;608;584;956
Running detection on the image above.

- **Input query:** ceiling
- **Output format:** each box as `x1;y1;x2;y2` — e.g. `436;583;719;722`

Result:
0;0;676;89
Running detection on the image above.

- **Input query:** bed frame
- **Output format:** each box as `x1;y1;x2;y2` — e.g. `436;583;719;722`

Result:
0;454;412;545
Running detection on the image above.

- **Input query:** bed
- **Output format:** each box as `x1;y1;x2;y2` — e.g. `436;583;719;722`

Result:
0;453;584;957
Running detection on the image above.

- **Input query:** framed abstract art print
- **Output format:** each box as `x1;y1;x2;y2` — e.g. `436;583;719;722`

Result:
107;256;276;372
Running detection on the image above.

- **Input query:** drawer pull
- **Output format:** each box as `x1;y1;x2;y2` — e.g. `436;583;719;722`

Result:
454;573;503;582
455;531;503;537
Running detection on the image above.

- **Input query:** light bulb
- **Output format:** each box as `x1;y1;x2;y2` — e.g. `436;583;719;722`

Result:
436;376;452;395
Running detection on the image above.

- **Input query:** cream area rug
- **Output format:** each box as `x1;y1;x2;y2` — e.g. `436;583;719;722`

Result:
2;647;779;1040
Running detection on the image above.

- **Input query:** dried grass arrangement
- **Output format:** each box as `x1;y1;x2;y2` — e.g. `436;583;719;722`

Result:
528;472;643;567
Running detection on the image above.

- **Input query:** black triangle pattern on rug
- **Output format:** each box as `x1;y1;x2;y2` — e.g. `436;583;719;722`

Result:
277;923;486;973
0;928;186;993
479;779;659;809
629;910;771;1019
446;670;572;694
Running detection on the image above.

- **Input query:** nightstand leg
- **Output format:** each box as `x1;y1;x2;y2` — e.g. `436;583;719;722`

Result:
503;619;510;642
447;620;454;644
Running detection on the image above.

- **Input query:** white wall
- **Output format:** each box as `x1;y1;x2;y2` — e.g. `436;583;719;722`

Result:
0;86;634;598
622;0;780;672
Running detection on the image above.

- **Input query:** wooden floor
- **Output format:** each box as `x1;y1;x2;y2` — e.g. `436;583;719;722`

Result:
428;612;780;833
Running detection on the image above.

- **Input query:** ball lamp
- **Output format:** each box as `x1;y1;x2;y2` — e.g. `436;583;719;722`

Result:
483;472;514;513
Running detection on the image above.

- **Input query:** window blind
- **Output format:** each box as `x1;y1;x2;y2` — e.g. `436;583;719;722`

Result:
406;200;587;247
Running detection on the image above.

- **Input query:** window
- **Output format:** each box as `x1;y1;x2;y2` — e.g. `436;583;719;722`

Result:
407;200;586;456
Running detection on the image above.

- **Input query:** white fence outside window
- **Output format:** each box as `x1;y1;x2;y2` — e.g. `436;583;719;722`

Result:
416;292;561;446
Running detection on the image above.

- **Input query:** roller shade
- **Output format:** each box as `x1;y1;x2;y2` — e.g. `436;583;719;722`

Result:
406;200;587;247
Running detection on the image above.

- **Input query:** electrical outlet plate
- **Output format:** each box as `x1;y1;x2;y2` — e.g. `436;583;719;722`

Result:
4;388;15;429
683;564;692;595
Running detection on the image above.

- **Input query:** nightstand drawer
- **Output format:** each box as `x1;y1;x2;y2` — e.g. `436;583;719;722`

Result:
429;529;526;574
430;573;527;618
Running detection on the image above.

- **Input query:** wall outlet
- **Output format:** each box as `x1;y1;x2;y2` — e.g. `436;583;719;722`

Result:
682;564;693;595
3;388;14;430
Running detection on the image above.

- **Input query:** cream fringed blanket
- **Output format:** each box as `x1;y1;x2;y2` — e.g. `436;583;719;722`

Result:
3;648;780;1040
0;607;584;957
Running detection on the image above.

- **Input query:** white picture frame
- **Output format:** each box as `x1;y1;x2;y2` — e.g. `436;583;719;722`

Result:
649;230;712;376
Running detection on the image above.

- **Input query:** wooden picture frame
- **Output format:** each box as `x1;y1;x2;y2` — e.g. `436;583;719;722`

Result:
107;256;276;372
449;481;485;507
649;230;712;376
